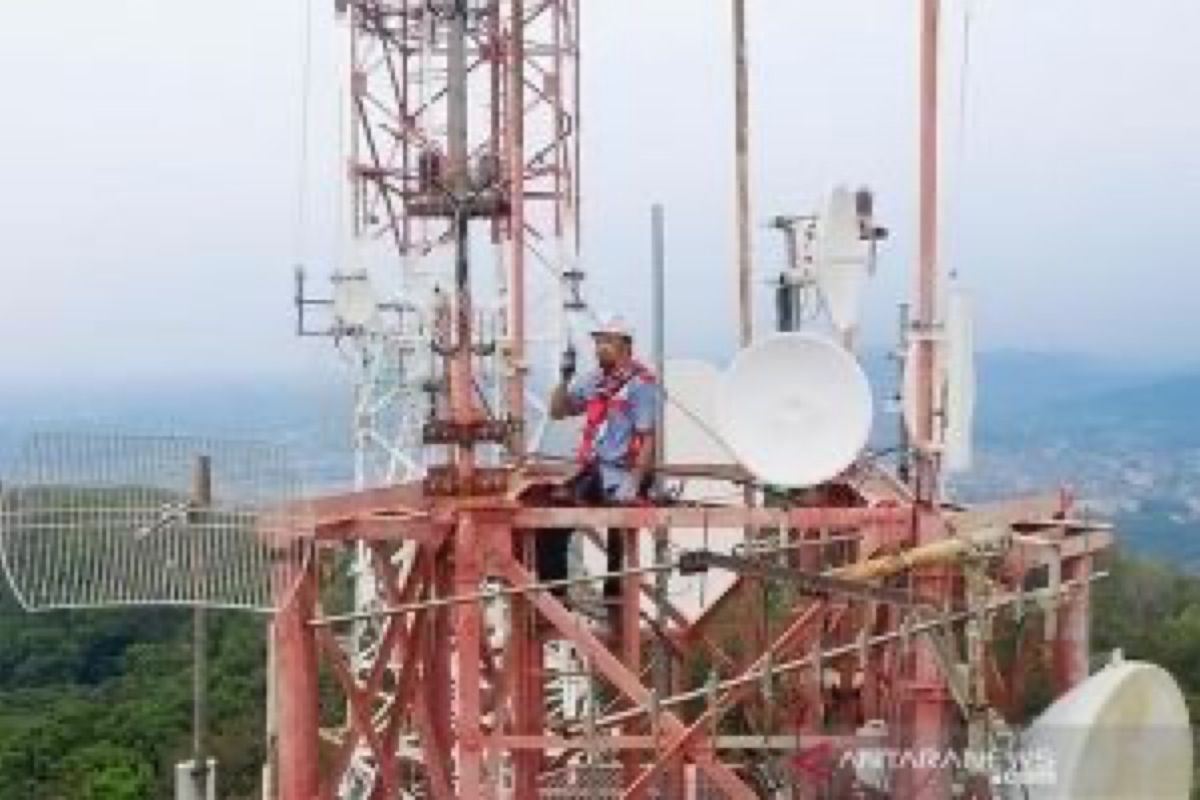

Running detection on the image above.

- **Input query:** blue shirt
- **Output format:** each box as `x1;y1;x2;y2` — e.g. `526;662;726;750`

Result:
569;366;658;492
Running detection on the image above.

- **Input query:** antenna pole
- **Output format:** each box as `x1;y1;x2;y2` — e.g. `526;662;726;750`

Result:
650;203;674;797
506;0;527;457
732;0;752;348
192;454;212;798
914;0;941;504
448;0;477;479
903;3;951;798
896;302;912;484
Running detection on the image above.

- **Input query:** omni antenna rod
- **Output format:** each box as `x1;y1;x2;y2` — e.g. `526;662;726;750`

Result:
914;0;942;505
732;0;752;348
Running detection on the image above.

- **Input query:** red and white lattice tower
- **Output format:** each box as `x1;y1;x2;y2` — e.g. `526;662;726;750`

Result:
315;1;583;797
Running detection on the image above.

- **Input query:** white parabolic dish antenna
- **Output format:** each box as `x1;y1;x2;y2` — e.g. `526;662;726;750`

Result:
717;333;872;487
1022;659;1192;799
664;359;737;465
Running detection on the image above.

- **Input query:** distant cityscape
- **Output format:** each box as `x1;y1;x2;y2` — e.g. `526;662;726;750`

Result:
947;359;1200;570
954;436;1200;570
3;351;1197;568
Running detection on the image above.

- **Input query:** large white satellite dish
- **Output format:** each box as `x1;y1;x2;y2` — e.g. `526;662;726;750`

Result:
1022;659;1192;799
815;185;872;335
716;333;872;487
664;359;737;465
655;359;740;619
331;269;380;330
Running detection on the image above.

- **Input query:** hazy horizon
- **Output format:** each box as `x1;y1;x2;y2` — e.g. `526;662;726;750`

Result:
0;343;1195;398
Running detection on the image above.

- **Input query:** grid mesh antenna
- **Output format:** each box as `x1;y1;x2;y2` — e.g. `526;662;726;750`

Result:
0;433;312;612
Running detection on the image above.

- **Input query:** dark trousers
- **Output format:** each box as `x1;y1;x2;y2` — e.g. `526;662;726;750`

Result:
535;463;651;602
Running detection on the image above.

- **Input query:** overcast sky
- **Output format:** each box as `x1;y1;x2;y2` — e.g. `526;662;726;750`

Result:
1;0;1197;390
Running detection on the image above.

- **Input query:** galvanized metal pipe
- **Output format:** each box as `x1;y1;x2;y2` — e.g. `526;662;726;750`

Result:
192;455;211;798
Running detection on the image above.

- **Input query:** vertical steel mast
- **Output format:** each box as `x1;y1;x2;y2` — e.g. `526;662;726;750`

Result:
732;0;753;348
904;1;950;796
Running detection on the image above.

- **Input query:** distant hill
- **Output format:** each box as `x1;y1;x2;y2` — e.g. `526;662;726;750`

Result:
968;366;1200;451
858;349;1180;447
0;377;357;491
1044;373;1200;445
967;352;1174;439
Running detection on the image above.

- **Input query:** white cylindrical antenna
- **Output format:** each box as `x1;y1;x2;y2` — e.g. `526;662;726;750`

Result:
943;289;976;473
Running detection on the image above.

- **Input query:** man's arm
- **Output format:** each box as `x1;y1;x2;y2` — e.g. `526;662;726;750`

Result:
551;371;591;419
630;430;655;489
549;379;577;420
550;346;584;420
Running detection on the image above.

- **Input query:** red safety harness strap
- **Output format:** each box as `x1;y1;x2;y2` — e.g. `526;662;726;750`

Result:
576;361;655;467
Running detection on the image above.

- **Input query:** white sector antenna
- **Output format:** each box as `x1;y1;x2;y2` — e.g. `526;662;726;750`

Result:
656;359;741;620
943;290;976;472
815;185;871;334
716;333;873;487
900;288;976;471
901;340;935;449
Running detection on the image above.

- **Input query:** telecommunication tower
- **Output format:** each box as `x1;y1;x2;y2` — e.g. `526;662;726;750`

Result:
293;1;584;795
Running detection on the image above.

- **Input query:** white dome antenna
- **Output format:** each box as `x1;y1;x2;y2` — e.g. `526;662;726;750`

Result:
331;269;380;332
943;289;976;473
1023;661;1192;798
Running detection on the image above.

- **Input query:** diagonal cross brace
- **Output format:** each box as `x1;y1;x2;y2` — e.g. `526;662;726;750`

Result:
487;544;757;800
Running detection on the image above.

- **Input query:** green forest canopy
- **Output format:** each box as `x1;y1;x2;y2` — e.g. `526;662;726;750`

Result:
1;549;1198;798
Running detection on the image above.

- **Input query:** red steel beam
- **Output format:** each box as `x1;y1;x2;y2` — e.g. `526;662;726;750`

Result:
486;542;757;799
509;531;540;799
455;516;485;795
275;566;321;800
320;547;430;797
505;0;528;454
315;627;396;790
511;504;911;531
621;598;829;797
1053;555;1092;692
620;527;643;793
310;503;911;547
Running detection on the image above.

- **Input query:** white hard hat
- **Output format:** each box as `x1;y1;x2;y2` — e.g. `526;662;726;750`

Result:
590;313;634;340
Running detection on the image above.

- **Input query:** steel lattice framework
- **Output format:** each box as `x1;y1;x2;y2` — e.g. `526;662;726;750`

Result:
277;475;1111;798
265;2;1118;799
322;2;585;796
343;0;582;450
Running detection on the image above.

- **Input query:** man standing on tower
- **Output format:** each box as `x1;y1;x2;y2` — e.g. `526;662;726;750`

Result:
539;315;658;611
550;314;657;501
